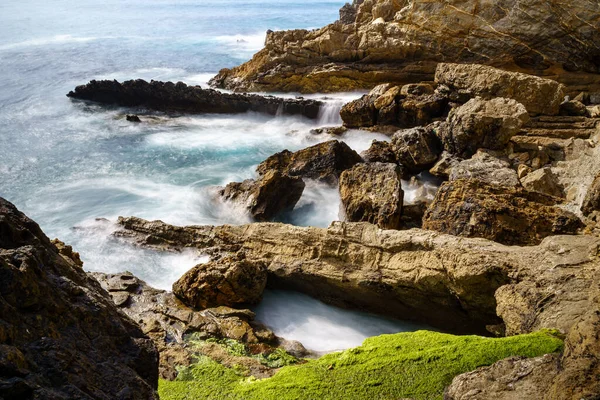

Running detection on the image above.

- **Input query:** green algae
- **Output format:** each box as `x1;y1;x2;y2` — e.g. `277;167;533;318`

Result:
159;329;563;400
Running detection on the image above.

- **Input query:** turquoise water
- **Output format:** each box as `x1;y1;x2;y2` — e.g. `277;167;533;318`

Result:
0;0;422;350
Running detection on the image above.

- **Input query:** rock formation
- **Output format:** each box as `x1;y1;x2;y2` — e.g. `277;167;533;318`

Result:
581;172;600;217
422;179;583;245
114;217;598;337
391;125;442;173
448;151;519;188
219;170;305;221
172;254;267;309
91;271;280;380
210;0;600;95
67;79;323;119
0;198;159;399
339;162;404;229
256;140;363;185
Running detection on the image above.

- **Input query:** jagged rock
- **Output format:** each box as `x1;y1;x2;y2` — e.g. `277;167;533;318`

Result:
172;254;267;310
115;217;599;339
126;114;141;122
210;0;600;95
339;162;404;229
517;164;532;179
401;83;434;96
360;140;396;163
341;88;447;129
429;151;461;178
0;198;159;399
581;172;600;217
437;97;530;158
435;63;566;115
219;170;305;221
68;79;323;119
391;125;443;174
520;167;565;199
50;238;84;267
559;100;589;117
422;179;583;245
256;140;363;185
449;151;520;188
92;271;277;380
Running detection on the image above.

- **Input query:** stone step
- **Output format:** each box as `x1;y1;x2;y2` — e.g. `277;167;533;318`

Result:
532;116;591;123
520;128;594;139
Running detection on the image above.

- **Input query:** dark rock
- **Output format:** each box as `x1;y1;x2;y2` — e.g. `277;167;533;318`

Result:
220;170;305;221
392;125;443;174
126;114;141;122
0;197;159;399
429;151;461;178
559;100;589;116
340;94;377;128
68;79;323;119
173;254;267;310
339;163;404;229
422;179;584;245
361;140;397;164
256;140;363;185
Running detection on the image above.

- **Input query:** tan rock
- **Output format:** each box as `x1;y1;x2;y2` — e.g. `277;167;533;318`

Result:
339;162;404;229
520;167;565;199
391;125;443;173
449;151;519;188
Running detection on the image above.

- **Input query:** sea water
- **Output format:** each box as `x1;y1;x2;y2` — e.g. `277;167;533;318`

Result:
0;0;428;351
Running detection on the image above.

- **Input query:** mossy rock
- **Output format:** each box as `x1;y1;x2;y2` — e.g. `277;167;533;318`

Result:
159;329;563;400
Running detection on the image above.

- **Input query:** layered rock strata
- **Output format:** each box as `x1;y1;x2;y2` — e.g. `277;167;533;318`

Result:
67;79;323;119
0;198;159;399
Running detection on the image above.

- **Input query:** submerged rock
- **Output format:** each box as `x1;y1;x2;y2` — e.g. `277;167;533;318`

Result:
172;254;268;310
0;198;159;399
219;170;305;221
437;97;530;158
422;179;583;245
256;140;363;185
339;162;404;229
68;79;323;119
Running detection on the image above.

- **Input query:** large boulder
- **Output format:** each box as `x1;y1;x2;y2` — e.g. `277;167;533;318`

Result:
391;125;443;174
210;0;600;96
339;162;404;229
340;94;377;128
172;254;267;310
0;198;159;399
256;140;363;185
437;97;530;158
422;179;583;245
68;79;323;119
219;170;305;221
360;139;397;163
449;151;520;188
435;63;566;115
92;271;277;380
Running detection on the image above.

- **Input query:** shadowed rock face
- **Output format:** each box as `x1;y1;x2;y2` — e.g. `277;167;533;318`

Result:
0;198;159;400
67;79;323;119
210;0;600;95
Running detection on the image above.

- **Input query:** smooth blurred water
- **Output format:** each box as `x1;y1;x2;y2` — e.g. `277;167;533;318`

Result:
0;0;425;348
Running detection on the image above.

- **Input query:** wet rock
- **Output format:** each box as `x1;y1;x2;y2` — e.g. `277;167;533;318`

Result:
422;179;583;245
92;270;276;380
172;254;267;310
256;140;363;185
559;100;589;117
339;162;404;229
520;167;565;199
0;198;159;399
435;63;566;115
126;114;141;122
340;94;377;128
219;170;305;221
361;140;396;164
581;172;600;217
437;97;530;158
392;125;442;174
68;79;323;119
449;151;520;187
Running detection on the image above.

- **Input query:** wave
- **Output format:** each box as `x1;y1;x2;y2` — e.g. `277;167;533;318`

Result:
0;34;108;51
214;32;267;53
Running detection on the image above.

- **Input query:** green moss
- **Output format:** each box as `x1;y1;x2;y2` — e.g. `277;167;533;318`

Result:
159;329;563;400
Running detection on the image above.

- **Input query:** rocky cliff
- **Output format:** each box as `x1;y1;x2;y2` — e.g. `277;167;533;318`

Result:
0;198;159;399
210;0;600;95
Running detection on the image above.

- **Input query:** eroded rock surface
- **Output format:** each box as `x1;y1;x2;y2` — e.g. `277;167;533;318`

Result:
339;162;404;229
68;79;323;118
392;125;442;173
449;151;519;188
210;0;600;95
0;198;159;399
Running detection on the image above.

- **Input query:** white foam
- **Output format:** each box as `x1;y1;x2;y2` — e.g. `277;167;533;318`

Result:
0;34;105;51
214;32;267;54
